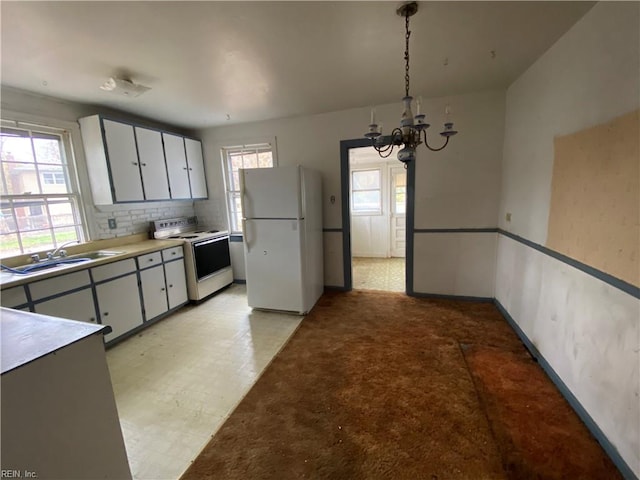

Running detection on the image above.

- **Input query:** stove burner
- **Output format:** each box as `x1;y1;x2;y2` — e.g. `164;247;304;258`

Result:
207;230;219;233
168;236;181;239
181;235;198;239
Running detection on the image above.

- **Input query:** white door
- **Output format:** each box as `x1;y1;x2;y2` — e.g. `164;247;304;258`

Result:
185;138;208;198
135;127;170;200
164;258;188;309
163;133;191;199
241;166;302;219
102;119;144;202
244;218;304;312
95;273;143;342
390;167;406;258
140;265;169;321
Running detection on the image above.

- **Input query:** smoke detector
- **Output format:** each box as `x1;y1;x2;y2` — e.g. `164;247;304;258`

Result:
100;77;150;97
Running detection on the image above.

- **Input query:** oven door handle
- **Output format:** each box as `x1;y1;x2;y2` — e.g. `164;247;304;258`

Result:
194;236;228;248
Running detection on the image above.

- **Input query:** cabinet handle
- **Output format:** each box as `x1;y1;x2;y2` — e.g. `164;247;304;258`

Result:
132;162;138;166
189;168;193;170
141;162;147;166
161;287;166;291
149;258;154;262
89;317;95;322
172;251;176;255
103;312;109;316
169;284;173;288
183;167;188;170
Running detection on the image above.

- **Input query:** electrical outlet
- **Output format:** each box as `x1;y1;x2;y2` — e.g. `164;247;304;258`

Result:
505;212;512;222
108;218;117;229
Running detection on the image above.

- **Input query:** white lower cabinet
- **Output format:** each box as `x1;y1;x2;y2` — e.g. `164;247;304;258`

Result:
139;255;188;321
0;286;28;308
4;247;189;345
95;273;143;343
34;288;97;324
140;265;169;321
165;258;188;309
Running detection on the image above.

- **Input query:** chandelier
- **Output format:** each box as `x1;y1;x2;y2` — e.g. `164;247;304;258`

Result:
364;1;458;166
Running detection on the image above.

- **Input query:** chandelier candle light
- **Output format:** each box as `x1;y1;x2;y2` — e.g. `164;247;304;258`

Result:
365;1;458;166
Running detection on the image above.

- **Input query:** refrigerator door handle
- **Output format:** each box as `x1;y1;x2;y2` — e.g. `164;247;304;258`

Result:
243;219;250;252
240;169;249;220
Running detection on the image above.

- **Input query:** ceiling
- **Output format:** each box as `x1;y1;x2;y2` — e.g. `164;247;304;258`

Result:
1;1;595;130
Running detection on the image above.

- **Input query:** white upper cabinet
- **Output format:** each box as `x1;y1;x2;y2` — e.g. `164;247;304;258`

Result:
185;138;208;199
102;119;145;202
79;115;208;204
134;127;170;200
163;133;191;199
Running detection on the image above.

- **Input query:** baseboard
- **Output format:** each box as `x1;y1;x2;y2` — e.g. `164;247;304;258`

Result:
494;299;638;480
323;285;349;292
409;291;494;303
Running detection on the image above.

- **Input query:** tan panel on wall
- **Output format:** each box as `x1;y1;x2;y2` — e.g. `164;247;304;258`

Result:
547;109;639;287
547;110;640;286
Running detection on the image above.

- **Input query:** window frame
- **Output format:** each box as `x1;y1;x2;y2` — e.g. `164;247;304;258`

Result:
0;118;88;258
221;140;277;234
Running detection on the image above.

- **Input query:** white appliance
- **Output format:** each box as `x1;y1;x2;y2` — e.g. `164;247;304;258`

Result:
150;217;233;302
241;165;323;314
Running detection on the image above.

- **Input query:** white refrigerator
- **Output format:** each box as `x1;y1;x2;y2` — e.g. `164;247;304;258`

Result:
240;165;324;314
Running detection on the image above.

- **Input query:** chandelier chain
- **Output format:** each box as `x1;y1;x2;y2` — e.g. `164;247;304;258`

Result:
404;13;411;98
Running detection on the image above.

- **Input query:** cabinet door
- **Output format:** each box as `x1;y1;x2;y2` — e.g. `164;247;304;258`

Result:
163;133;191;199
95;273;143;342
139;265;168;321
135;127;170;200
185;138;208;198
103;119;144;202
164;258;188;309
34;288;97;324
1;286;28;308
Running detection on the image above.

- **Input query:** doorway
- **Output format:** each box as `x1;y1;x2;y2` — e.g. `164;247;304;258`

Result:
348;146;406;292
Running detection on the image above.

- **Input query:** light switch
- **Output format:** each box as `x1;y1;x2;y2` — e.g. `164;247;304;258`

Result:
505;212;512;222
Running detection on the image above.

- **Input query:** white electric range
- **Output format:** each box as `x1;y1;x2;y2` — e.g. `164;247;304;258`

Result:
151;217;233;302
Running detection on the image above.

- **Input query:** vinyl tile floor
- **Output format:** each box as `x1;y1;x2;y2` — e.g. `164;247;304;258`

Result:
352;256;405;292
105;284;303;480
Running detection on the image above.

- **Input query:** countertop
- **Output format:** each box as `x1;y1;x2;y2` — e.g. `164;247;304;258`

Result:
1;234;184;289
0;307;109;375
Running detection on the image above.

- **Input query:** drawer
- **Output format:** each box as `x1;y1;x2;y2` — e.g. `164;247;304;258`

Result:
138;251;163;269
1;286;28;307
29;270;91;301
162;246;184;262
92;258;137;283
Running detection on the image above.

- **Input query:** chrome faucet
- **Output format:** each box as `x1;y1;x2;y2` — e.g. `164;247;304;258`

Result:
47;240;80;260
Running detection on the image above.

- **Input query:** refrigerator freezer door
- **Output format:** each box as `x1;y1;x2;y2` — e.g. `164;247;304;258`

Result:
241;166;302;219
244;219;305;313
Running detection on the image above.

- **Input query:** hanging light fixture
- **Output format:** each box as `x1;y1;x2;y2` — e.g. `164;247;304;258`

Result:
364;1;458;166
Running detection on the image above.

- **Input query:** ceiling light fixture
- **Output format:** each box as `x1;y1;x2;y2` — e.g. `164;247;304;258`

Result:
100;77;151;98
364;2;458;166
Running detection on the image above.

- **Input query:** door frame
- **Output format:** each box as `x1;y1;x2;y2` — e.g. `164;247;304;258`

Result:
389;165;407;258
339;138;415;294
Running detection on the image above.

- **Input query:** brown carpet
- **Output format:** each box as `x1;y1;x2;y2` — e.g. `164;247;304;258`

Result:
181;290;621;480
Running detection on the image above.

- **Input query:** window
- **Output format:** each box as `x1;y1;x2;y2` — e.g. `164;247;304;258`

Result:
351;168;382;214
222;143;275;233
42;172;66;185
1;122;86;258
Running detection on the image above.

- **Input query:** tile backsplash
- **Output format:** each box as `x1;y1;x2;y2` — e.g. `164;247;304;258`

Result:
91;201;196;239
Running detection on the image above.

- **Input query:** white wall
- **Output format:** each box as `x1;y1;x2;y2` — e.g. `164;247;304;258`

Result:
497;2;640;476
1;87;196;241
195;89;505;294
